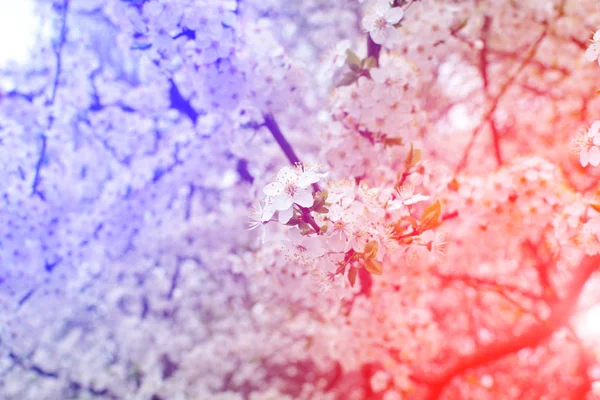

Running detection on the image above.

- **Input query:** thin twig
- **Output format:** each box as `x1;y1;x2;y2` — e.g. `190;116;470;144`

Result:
421;255;600;399
31;134;47;198
48;0;69;107
263;113;302;165
455;23;548;174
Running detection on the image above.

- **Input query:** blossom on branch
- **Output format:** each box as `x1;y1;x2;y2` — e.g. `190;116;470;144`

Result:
362;0;404;45
262;164;326;223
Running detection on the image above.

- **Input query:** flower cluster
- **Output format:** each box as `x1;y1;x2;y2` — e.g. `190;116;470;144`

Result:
331;52;422;141
254;158;448;292
5;0;600;399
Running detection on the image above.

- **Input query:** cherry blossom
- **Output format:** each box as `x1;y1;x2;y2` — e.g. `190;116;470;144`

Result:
362;0;404;45
573;121;600;167
585;30;600;64
5;0;600;399
262;164;325;223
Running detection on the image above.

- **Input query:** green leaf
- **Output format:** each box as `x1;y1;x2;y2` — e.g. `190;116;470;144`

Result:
335;263;347;275
383;136;404;147
298;223;313;235
420;200;442;231
311;190;330;212
343;249;356;264
337;72;359;87
404;143;422;169
348;63;362;73
362;56;377;70
451;17;469;33
314;206;329;214
320;189;329;202
285;217;300;226
364;258;383;275
345;49;361;67
363;241;379;259
348;267;357;287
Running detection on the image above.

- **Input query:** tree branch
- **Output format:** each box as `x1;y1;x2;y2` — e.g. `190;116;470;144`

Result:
263;113;302;165
523;238;557;301
477;16;503;167
31;134;47;198
236;158;254;183
263;112;321;193
478;16;491;91
489;118;503;166
262;113;322;233
169;79;198;123
455;23;547;174
367;36;381;66
433;270;543;301
48;0;69;107
423;255;600;399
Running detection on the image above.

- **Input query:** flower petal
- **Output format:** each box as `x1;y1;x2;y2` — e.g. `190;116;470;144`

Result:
278;207;293;224
373;0;390;16
263;182;282;197
387;200;405;211
591;120;600;136
580;149;590;167
277;166;298;182
385;7;404;24
370;28;388;45
261;202;277;222
585;45;598;62
370;67;386;83
273;193;294;210
293;189;314;207
589;146;600;167
296;171;320;188
403;194;430;206
362;14;378;32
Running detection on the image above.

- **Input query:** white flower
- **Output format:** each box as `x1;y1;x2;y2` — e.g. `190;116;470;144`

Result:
262;165;326;224
422;230;448;262
362;1;404;45
247;202;269;244
574;121;600;167
388;184;430;210
327;204;353;241
581;146;600;168
286;228;326;261
580;215;600;255
248;202;267;229
585;30;600;64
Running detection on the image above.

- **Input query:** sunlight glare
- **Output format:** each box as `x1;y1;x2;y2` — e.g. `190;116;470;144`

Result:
575;304;600;344
0;0;40;66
